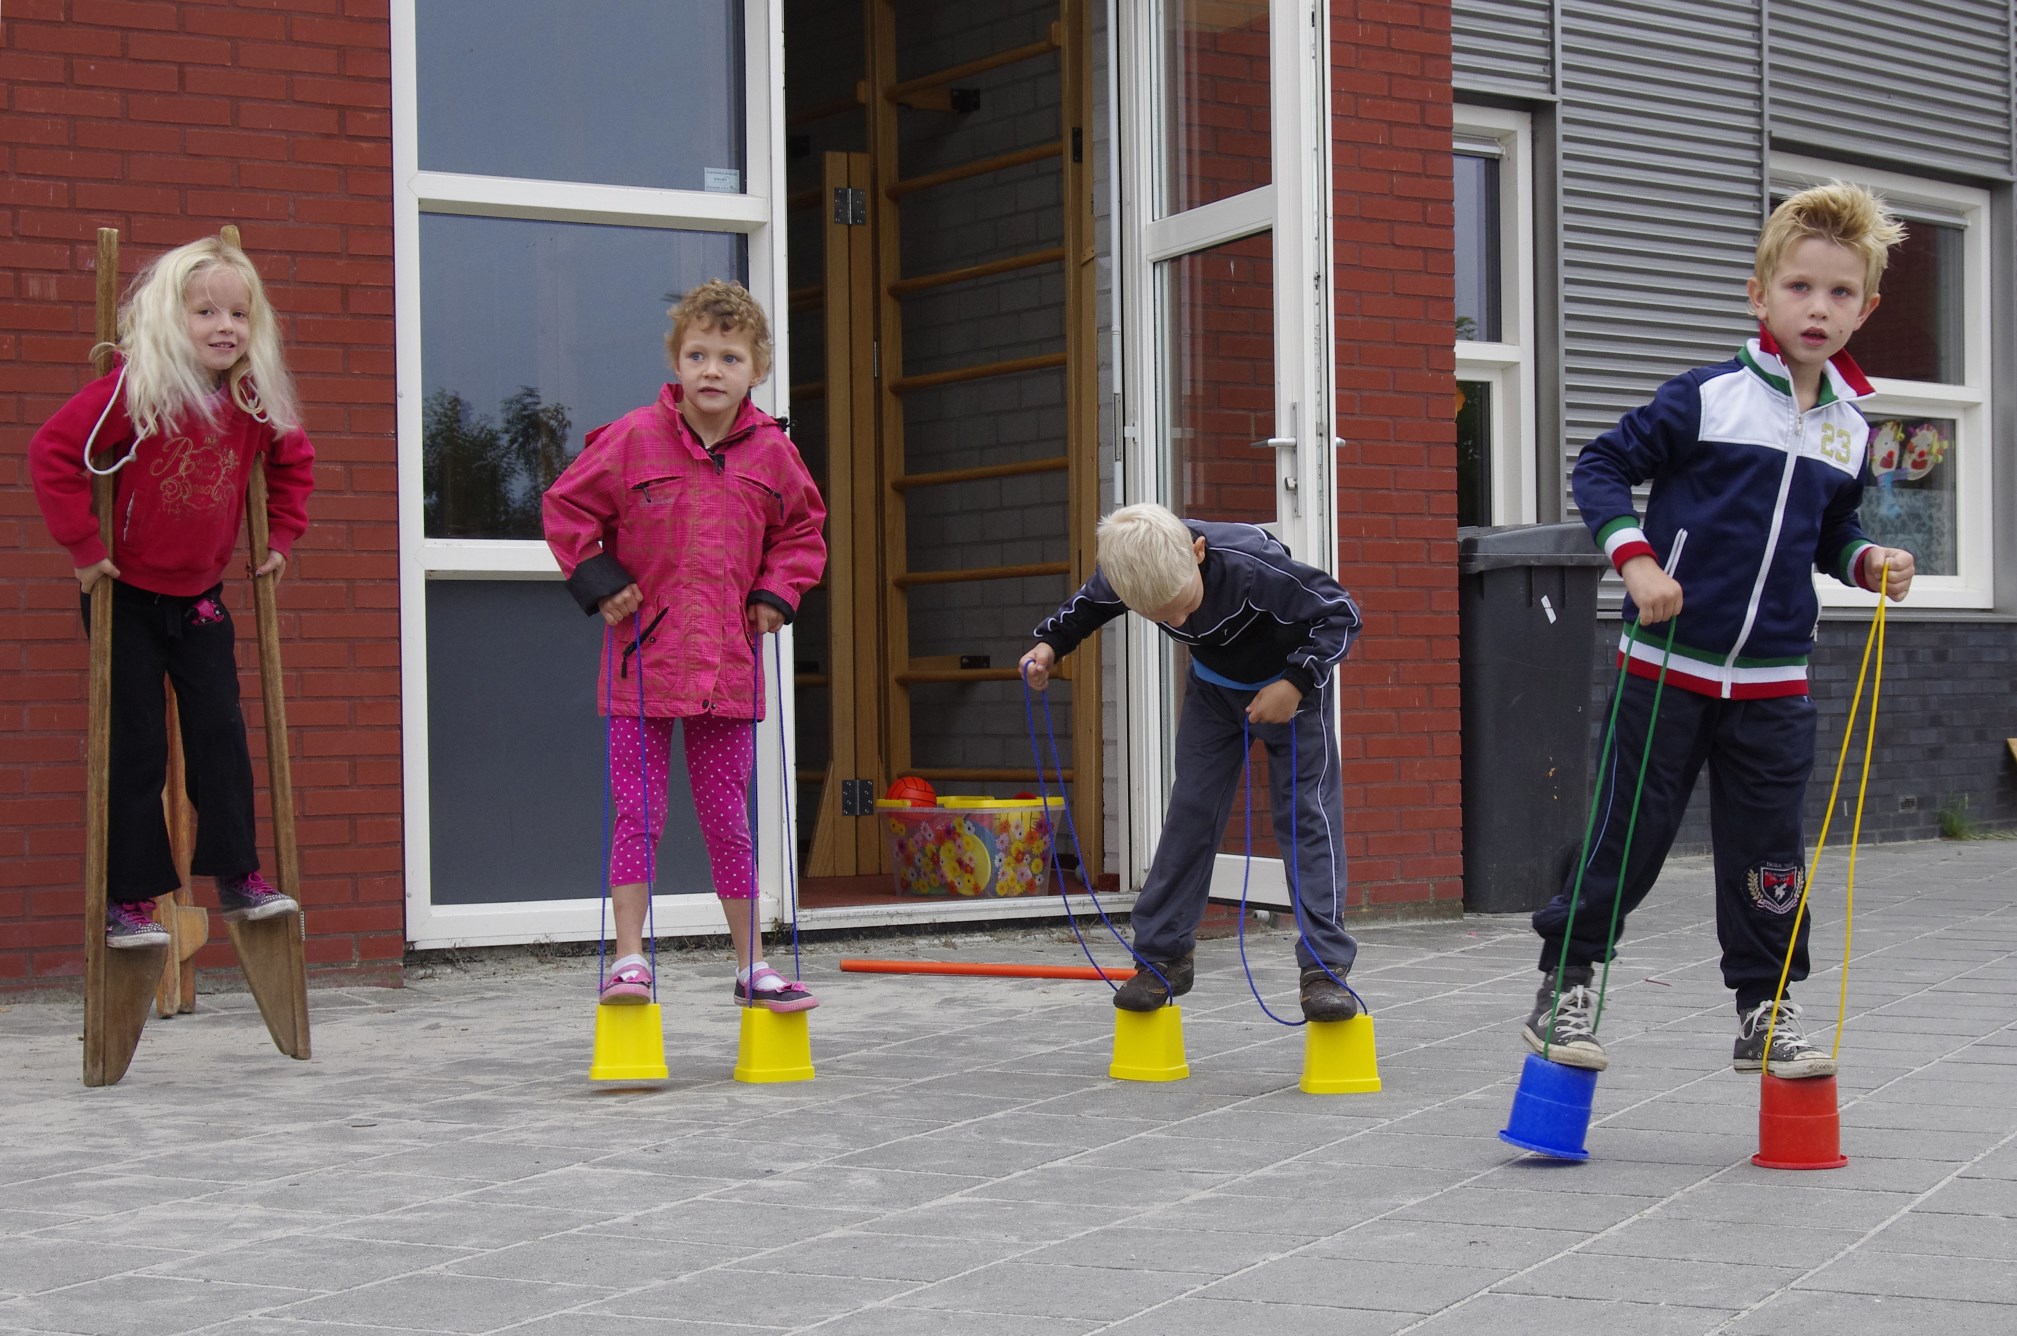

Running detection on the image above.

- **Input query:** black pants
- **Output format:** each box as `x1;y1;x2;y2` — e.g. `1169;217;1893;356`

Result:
1131;672;1359;975
88;581;258;902
1532;674;1817;1008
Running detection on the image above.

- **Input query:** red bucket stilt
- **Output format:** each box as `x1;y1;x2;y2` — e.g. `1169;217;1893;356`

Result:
1752;1073;1848;1170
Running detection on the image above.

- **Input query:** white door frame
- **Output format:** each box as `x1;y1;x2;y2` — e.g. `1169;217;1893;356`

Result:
390;0;796;949
1115;0;1336;907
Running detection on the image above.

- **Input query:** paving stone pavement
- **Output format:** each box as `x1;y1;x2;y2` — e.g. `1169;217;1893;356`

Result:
3;839;2014;1336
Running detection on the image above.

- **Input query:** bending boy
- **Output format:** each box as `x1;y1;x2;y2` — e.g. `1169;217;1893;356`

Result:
1021;503;1364;1020
1525;182;1916;1077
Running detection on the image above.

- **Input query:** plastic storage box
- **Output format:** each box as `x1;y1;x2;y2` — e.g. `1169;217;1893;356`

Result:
875;796;1063;897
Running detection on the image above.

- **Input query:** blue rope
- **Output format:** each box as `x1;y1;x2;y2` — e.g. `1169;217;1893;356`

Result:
598;636;612;993
1019;669;1169;997
1232;692;1367;1027
633;612;657;1000
770;637;803;979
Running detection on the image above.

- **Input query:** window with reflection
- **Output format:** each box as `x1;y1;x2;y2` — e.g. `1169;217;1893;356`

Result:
1158;0;1271;215
420;216;746;539
416;0;745;192
1454;152;1501;343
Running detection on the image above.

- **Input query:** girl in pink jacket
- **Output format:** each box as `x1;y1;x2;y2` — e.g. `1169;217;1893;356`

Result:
543;281;826;1009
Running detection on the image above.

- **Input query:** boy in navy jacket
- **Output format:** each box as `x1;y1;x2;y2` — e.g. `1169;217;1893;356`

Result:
1526;182;1916;1077
1020;503;1364;1020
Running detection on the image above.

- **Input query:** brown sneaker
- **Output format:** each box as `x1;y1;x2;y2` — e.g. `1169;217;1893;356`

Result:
1112;953;1194;1011
1299;967;1360;1022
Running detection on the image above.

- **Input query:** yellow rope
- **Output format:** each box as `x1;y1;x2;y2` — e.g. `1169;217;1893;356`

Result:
1762;563;1888;1075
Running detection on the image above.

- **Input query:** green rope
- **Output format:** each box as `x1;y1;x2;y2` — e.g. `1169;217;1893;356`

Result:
1542;615;1679;1049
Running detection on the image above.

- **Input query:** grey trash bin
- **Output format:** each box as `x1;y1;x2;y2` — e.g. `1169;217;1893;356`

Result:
1457;523;1610;914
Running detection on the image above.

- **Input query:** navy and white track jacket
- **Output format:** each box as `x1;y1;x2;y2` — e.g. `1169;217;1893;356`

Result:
1032;520;1361;696
1577;334;1883;700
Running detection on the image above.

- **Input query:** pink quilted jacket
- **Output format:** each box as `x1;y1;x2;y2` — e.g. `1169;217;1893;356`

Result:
542;386;826;719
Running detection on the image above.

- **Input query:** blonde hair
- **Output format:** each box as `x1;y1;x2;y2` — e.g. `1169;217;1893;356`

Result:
1756;181;1906;296
1097;503;1197;611
665;279;773;378
105;237;300;438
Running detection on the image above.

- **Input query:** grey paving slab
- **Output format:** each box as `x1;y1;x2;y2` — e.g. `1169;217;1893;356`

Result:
1;840;2013;1335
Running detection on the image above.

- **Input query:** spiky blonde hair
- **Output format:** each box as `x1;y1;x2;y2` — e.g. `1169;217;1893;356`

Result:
1097;503;1197;612
664;279;773;378
1756;181;1907;297
104;237;300;438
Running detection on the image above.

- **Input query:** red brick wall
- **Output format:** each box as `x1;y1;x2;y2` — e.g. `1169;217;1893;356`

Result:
1330;2;1463;911
0;0;402;988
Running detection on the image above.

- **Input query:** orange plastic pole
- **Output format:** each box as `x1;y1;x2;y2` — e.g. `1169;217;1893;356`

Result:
839;958;1134;981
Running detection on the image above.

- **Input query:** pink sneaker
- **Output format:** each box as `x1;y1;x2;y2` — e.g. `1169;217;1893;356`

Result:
105;900;169;949
599;960;653;1005
733;964;818;1013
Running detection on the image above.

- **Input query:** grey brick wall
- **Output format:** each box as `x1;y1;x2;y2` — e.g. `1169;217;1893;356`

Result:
1576;616;2017;857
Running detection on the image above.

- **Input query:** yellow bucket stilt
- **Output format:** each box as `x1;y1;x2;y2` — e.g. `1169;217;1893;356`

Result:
733;1005;815;1083
1109;1004;1190;1081
590;1002;668;1081
1300;1014;1381;1094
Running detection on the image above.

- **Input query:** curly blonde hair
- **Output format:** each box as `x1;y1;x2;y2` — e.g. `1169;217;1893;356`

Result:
664;279;773;378
1756;181;1907;297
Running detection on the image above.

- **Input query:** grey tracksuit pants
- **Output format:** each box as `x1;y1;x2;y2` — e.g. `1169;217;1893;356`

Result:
1130;672;1359;975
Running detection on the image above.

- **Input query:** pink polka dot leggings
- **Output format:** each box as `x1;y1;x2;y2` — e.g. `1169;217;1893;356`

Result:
606;713;756;898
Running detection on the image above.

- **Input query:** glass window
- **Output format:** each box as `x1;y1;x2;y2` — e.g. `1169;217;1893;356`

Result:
416;0;745;192
420;215;746;538
1160;231;1277;521
1863;415;1957;576
1453;108;1534;527
1851;219;1963;384
1454;153;1501;343
1159;0;1271;215
1455;379;1492;529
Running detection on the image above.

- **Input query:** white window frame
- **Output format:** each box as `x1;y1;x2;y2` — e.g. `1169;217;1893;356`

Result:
1453;104;1537;527
390;1;796;948
1775;154;1993;612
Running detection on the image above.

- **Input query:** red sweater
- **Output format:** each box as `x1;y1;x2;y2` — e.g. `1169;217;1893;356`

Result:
29;368;315;597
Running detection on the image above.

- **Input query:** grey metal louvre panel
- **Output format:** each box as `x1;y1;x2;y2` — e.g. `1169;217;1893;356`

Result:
1770;1;2015;179
1557;0;1764;515
1454;0;1555;95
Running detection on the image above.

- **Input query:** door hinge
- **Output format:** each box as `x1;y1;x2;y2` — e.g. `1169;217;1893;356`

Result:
833;187;867;225
841;778;876;816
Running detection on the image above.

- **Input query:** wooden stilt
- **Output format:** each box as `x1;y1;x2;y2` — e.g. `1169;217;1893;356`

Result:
225;219;309;1060
239;453;311;1060
83;227;166;1087
154;699;207;1017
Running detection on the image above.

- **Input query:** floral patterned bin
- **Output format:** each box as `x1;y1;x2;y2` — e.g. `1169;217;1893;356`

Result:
875;796;1063;897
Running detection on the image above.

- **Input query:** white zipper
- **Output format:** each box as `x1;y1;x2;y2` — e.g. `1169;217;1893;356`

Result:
1721;396;1803;697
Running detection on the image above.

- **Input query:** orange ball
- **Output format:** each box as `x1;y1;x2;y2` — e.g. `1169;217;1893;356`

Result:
887;775;936;808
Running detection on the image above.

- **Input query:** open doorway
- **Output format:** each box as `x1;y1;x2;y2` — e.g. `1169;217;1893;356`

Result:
779;0;1108;921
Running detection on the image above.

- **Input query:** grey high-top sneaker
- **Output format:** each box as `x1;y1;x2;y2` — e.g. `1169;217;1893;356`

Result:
1733;999;1836;1078
1522;965;1608;1070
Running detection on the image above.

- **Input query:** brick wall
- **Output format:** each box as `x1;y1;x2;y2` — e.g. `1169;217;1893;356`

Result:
0;0;401;989
1330;1;1464;912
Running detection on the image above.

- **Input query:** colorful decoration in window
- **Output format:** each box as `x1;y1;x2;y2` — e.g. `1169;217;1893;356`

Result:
1869;419;1950;483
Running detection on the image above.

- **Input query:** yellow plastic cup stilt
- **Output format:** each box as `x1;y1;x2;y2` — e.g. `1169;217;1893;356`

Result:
1109;1004;1190;1082
589;1002;668;1081
733;1005;815;1083
1299;1014;1381;1094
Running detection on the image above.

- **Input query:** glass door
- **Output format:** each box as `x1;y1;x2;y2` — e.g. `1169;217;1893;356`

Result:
1117;0;1335;906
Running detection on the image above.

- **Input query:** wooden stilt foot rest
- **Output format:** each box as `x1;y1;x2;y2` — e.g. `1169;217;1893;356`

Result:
226;912;311;1060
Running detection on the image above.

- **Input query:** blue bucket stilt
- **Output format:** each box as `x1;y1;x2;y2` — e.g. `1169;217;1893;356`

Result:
1499;1052;1598;1160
